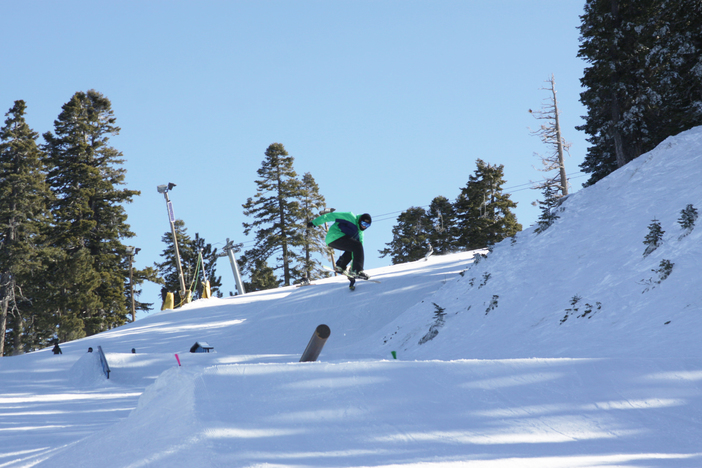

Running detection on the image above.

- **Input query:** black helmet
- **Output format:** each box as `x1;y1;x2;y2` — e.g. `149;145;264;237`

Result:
359;213;372;229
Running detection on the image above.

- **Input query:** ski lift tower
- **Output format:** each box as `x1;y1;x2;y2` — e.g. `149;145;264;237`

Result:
219;239;246;296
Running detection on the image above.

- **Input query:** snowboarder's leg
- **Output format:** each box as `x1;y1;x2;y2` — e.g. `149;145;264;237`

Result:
335;250;352;271
350;248;365;274
329;236;364;273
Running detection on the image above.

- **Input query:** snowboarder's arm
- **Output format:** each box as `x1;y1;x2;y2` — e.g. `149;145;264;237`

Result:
312;211;353;227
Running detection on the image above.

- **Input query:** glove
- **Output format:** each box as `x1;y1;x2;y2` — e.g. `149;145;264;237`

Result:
306;221;315;229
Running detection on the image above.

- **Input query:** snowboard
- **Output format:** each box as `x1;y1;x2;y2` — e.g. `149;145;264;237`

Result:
323;266;380;290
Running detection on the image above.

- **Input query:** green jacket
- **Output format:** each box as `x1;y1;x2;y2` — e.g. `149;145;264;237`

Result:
312;211;365;245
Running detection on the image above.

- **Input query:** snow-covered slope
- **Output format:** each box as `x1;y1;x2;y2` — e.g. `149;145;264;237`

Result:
1;127;702;467
381;127;702;360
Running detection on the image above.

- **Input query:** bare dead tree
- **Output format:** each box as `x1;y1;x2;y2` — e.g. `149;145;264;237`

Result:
529;74;571;197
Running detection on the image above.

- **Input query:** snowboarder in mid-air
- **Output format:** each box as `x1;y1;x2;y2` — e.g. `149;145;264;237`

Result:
308;211;372;280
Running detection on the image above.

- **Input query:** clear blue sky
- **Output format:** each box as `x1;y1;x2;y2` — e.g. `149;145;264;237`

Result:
1;1;589;315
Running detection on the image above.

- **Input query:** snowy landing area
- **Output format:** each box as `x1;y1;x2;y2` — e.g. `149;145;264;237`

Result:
3;354;702;467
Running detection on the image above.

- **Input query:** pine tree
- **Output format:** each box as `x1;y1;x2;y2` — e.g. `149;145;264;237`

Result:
242;143;304;286
535;185;561;234
298;172;331;281
379;207;432;264
125;262;161;320
426;196;457;255
678;204;698;231
0;101;52;355
454;159;522;250
643;218;664;257
577;0;702;186
648;0;702;139
42;90;141;337
578;0;660;184
245;259;278;292
42;245;100;342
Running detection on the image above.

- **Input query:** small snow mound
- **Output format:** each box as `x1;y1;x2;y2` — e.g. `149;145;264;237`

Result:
68;351;109;388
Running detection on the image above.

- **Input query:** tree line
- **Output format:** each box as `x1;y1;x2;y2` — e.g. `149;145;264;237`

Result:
0;95;329;355
379;159;523;264
0;91;223;356
237;147;525;281
0;92;152;355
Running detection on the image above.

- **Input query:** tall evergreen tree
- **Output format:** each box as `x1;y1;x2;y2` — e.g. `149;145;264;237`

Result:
42;90;140;338
379;207;432;264
578;0;659;184
454;159;521;250
577;0;702;186
647;0;702;138
0;101;52;355
242;143;304;286
426;196;457;255
298;172;331;281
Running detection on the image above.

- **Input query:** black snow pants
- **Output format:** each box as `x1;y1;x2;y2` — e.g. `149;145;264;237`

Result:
328;236;364;273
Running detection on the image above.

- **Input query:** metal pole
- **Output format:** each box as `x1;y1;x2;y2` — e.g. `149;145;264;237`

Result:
125;246;139;322
129;253;135;321
223;239;246;296
319;208;336;273
299;324;331;362
163;190;188;302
